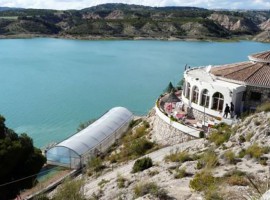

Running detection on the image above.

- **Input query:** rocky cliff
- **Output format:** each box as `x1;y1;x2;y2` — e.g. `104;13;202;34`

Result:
209;12;260;34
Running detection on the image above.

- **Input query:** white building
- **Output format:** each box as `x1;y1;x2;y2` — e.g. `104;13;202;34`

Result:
182;50;270;122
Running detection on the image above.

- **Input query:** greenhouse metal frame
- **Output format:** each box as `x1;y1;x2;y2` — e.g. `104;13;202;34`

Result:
46;107;133;169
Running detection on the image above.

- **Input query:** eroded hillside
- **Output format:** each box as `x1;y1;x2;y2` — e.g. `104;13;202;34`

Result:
0;4;270;41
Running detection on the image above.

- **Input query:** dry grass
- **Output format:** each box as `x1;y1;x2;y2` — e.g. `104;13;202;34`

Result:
223;150;237;164
133;182;171;199
256;102;270;113
106;120;157;163
164;150;194;163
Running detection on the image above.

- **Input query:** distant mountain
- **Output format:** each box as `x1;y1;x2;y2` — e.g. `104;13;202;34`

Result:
0;3;269;41
0;7;23;11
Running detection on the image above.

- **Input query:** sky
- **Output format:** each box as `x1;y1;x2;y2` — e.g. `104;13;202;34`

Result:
0;0;270;10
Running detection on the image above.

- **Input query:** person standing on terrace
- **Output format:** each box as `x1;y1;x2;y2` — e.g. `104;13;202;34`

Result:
223;104;230;118
230;102;234;118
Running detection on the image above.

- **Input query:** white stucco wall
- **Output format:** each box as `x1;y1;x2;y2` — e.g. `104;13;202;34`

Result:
182;67;246;118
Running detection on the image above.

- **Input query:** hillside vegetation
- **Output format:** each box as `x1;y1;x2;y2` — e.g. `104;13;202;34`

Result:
44;104;270;200
0;4;270;41
0;115;46;200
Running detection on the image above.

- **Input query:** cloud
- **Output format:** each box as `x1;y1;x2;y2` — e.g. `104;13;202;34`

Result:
0;0;269;10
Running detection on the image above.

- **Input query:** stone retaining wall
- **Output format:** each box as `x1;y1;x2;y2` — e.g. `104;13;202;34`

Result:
244;86;270;110
151;113;196;146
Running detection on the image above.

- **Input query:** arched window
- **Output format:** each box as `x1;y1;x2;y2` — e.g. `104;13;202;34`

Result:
212;92;224;111
185;82;191;99
200;89;210;107
192;86;199;104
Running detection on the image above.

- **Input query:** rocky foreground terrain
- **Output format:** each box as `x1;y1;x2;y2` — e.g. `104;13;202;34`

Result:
0;4;270;42
47;106;270;200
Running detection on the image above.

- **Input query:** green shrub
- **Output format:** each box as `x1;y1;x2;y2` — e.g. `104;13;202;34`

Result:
238;135;246;143
190;170;216;191
256;102;270;112
208;124;232;146
238;149;246;158
134;182;170;199
148;170;159;176
259;156;268;166
143;121;150;128
212;122;228;129
174;168;189;179
98;179;109;188
129;119;142;128
53;179;85;200
132;157;153;173
226;175;248;186
117;175;126;188
222;170;249;189
88;157;105;173
246;132;253;142
170;116;177;122
106;125;156;163
133;125;147;138
246;143;269;159
199;131;205;138
128;138;154;157
208;131;230;146
223;150;236;164
196;160;204;169
198;149;219;169
205;190;223;200
165;150;193;163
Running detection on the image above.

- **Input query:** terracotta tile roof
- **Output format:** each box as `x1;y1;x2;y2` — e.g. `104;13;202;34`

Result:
211;61;270;87
249;50;270;62
248;65;270;86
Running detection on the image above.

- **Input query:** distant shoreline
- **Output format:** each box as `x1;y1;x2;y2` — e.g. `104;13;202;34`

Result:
0;33;257;43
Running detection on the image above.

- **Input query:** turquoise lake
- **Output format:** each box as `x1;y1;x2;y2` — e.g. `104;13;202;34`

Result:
0;38;270;147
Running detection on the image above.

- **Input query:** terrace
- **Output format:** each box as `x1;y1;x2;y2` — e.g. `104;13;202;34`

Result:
156;90;203;138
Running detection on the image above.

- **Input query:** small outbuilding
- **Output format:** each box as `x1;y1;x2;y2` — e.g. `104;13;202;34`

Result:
46;107;133;169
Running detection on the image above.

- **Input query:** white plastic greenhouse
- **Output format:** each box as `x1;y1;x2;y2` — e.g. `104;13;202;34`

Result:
46;107;133;169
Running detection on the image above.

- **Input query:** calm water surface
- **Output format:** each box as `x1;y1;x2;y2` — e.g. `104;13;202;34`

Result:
0;38;269;147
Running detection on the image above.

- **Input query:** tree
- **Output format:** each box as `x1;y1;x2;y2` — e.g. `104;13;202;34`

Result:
164;82;174;93
0;115;7;139
0;116;46;200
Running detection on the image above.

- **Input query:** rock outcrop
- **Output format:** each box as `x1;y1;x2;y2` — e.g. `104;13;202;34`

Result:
253;30;270;42
209;13;260;34
260;19;270;31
